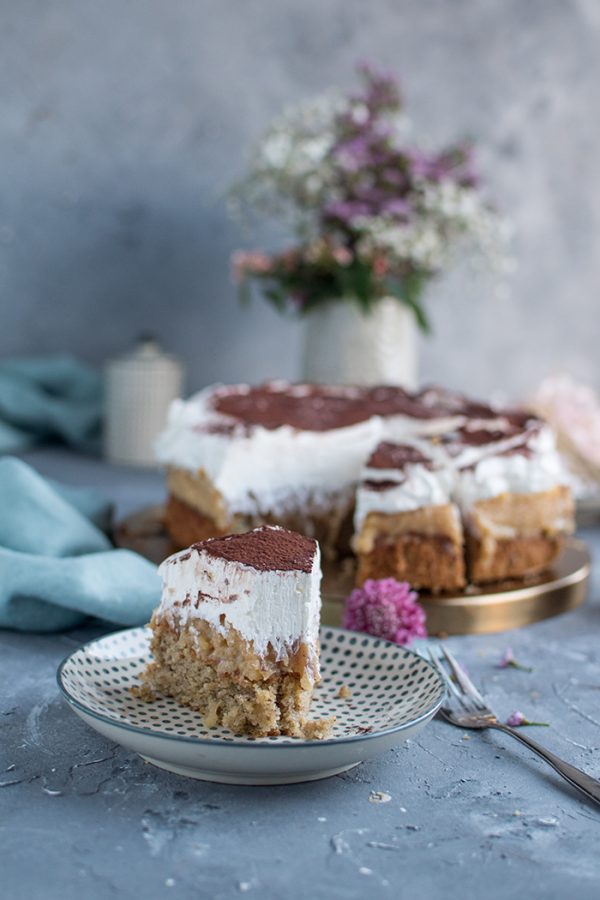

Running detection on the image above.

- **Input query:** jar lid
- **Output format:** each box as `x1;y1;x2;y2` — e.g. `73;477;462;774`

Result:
107;335;182;372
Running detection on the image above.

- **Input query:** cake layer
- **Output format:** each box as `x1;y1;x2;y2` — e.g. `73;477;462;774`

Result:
354;505;464;553
355;422;563;512
167;465;232;530
155;382;514;527
353;440;455;535
466;534;565;584
145;618;317;737
142;525;332;738
156;381;574;590
465;485;574;541
354;506;465;593
165;483;354;559
464;486;574;583
356;533;466;593
353;427;573;589
452;430;567;510
154;525;322;663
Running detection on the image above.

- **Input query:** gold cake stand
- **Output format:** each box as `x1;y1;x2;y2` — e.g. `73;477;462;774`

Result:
114;507;590;637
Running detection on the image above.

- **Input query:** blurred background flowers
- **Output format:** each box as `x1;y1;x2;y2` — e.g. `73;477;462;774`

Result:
2;0;600;396
231;64;508;330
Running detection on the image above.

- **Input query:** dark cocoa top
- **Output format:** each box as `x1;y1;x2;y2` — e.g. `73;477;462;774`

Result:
442;418;540;456
209;383;495;433
366;441;434;471
362;479;405;492
193;526;317;573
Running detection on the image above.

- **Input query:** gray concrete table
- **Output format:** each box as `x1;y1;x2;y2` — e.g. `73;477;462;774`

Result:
2;449;600;900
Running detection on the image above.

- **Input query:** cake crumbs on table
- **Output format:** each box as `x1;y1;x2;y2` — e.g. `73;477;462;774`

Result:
368;790;392;804
337;684;352;699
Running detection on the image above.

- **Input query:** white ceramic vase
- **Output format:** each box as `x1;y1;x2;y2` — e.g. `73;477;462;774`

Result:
302;296;418;388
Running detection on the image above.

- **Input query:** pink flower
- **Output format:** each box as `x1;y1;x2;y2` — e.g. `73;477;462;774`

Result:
342;578;427;645
332;246;353;266
372;253;389;278
506;710;549;728
278;248;301;272
230;250;272;281
497;648;533;672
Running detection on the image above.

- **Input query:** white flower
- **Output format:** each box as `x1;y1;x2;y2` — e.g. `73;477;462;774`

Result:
350;102;370;125
260;132;293;168
230;77;511;278
356;217;448;271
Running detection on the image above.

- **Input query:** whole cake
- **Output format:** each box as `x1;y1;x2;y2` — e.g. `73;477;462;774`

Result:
156;381;574;591
141;525;332;738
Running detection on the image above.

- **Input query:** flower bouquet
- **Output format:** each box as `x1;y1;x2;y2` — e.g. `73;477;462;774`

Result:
230;64;508;383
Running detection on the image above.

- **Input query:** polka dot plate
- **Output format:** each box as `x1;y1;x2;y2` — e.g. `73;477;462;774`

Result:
57;626;444;785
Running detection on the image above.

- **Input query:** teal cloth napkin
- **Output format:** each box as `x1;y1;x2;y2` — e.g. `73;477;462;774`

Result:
0;356;103;454
0;458;160;632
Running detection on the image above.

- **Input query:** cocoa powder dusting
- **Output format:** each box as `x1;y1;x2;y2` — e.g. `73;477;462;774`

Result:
193;526;317;573
210;382;497;432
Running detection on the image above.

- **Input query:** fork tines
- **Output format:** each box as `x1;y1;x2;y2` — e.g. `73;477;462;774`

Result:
428;644;490;713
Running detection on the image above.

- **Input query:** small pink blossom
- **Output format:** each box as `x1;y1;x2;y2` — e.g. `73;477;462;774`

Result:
230;250;272;281
497;648;533;672
278;248;301;272
372;253;389;278
332;246;353;266
342;578;427;645
506;710;549;728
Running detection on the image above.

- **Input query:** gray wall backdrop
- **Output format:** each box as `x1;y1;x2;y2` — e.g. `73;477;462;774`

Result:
2;0;600;399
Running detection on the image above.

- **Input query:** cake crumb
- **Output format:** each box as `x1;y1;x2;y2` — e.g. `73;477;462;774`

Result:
301;716;336;740
337;684;352;699
130;683;157;702
369;790;392;804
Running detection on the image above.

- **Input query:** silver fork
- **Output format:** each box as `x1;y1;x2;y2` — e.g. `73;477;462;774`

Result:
429;644;600;807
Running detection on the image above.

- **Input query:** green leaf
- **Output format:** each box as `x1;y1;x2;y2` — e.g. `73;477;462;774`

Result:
384;274;431;334
238;279;252;307
402;292;431;333
262;284;289;314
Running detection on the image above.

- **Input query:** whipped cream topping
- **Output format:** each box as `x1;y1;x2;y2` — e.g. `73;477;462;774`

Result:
354;464;455;531
155;381;565;522
154;527;322;660
453;446;567;510
155;383;473;517
354;424;569;532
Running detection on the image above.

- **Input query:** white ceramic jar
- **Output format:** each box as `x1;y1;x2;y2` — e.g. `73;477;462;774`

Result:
104;337;183;467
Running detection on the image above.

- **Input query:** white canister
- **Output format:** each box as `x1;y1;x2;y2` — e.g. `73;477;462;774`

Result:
104;337;183;467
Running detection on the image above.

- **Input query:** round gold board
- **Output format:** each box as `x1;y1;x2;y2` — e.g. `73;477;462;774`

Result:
114;506;590;636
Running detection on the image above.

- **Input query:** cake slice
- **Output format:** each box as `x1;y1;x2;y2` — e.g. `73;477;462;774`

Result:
353;441;465;593
353;416;574;590
451;420;575;583
141;525;333;738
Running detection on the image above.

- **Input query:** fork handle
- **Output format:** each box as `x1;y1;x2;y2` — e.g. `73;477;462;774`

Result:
490;723;600;806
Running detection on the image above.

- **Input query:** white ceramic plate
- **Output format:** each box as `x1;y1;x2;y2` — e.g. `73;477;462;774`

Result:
57;626;444;785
